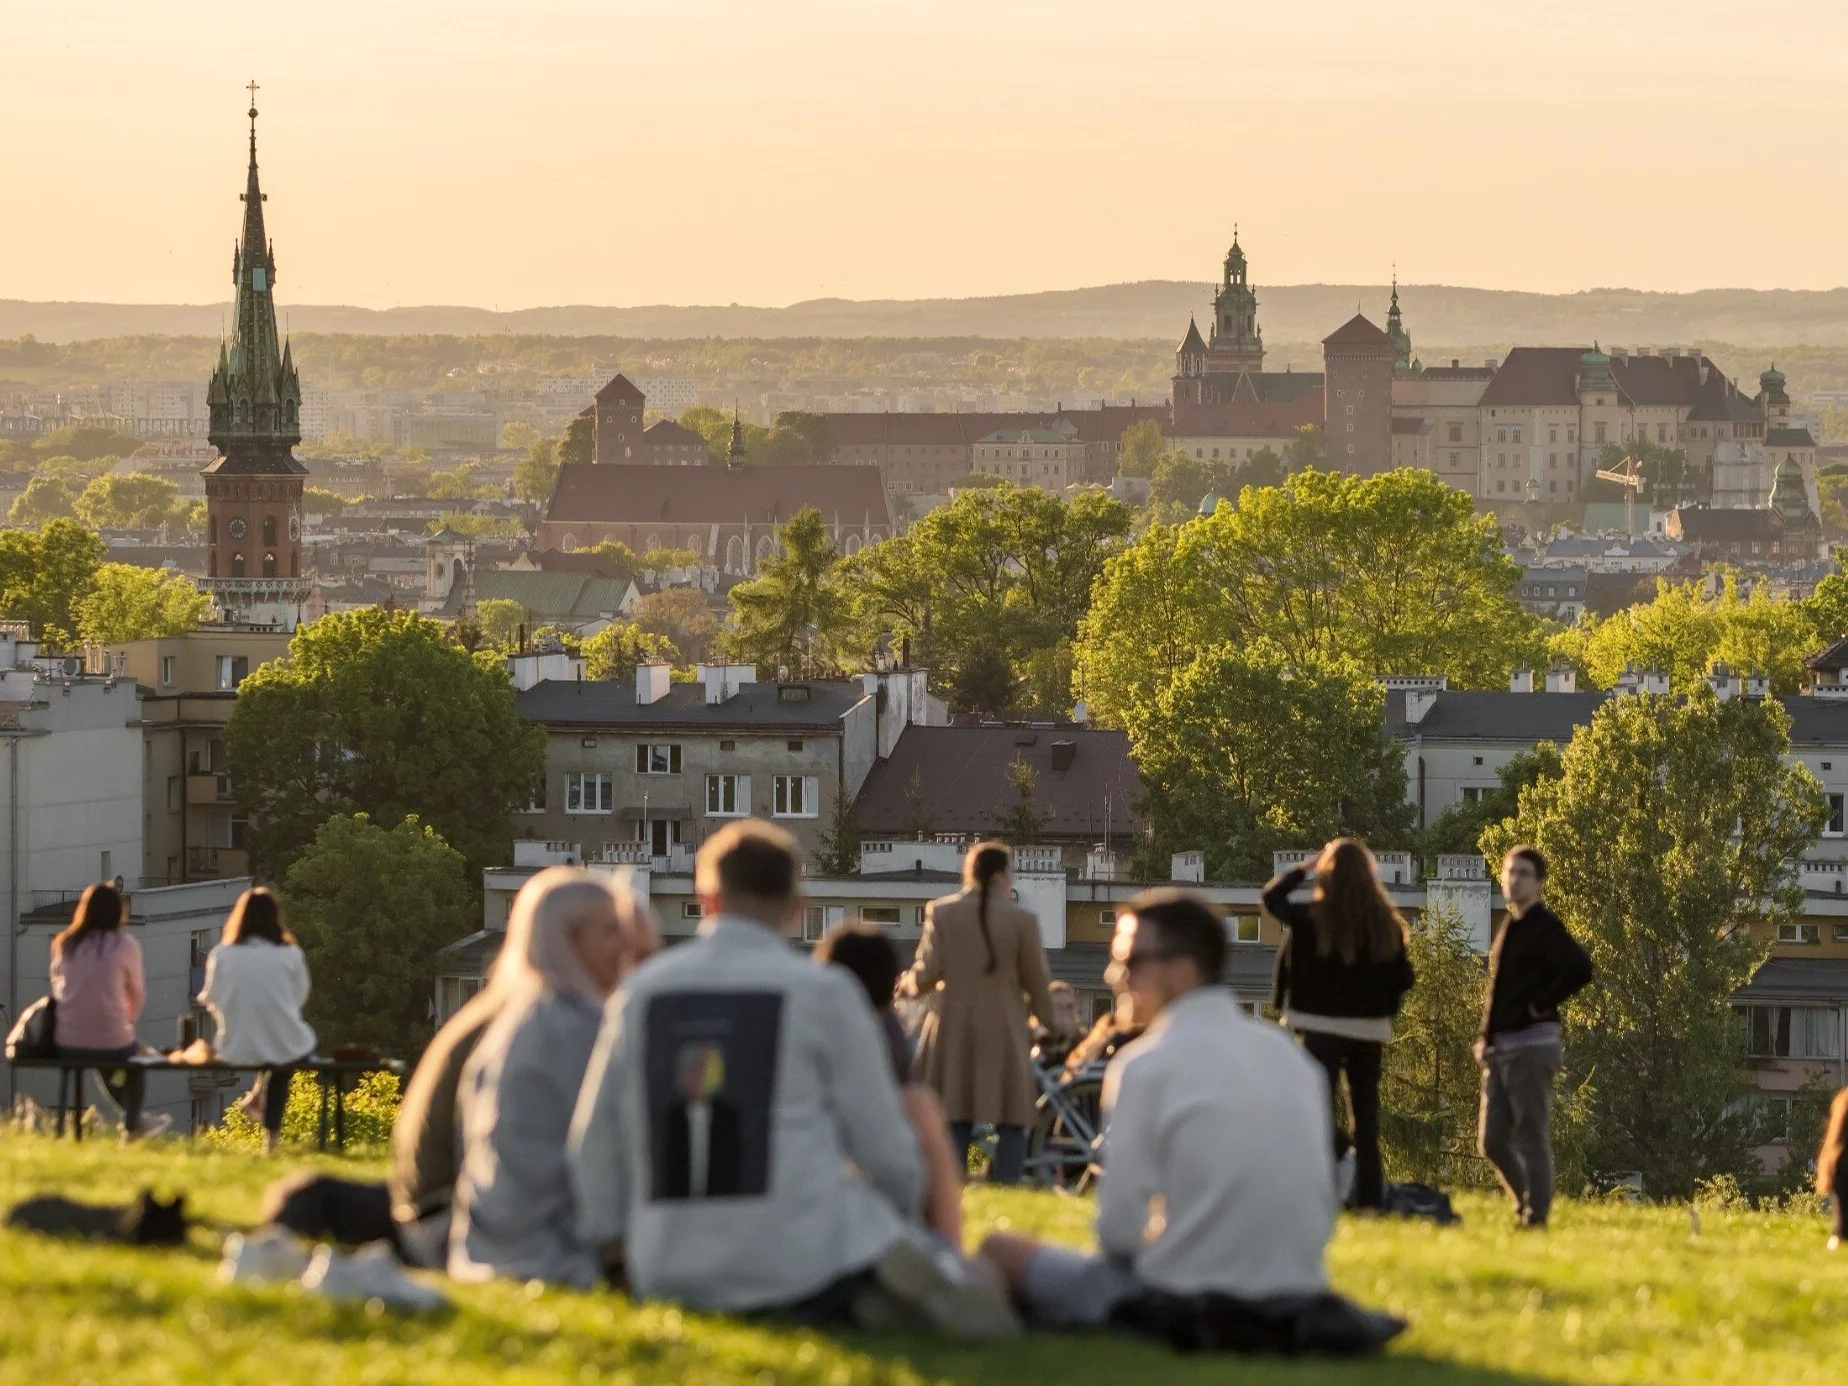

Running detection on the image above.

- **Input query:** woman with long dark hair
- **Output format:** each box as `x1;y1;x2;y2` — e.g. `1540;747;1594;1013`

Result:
49;883;168;1140
1819;1087;1848;1249
1265;838;1416;1210
900;841;1056;1184
199;887;316;1151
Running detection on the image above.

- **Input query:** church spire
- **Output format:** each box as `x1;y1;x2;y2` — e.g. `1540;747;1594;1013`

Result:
1387;268;1412;375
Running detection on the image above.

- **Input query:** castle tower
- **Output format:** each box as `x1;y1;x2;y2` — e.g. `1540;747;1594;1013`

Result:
592;373;646;462
1207;230;1264;373
201;85;309;630
1322;313;1396;477
1172;317;1209;406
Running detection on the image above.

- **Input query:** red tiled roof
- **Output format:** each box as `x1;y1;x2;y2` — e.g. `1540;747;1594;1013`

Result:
824;406;1167;449
546;463;892;528
1321;314;1394;349
853;725;1143;841
1170;387;1323;439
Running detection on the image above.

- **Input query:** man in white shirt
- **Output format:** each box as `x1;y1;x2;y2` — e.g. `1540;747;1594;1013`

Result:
568;819;1016;1336
980;887;1337;1327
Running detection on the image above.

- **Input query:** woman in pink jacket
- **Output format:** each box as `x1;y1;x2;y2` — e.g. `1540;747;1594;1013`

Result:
49;883;169;1140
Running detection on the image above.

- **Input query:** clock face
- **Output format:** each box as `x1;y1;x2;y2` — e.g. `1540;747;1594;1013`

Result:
288;515;300;540
227;517;247;539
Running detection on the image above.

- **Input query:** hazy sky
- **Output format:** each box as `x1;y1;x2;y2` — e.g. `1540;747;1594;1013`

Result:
5;0;1845;309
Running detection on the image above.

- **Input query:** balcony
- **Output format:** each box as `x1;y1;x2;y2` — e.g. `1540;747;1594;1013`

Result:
185;772;233;805
186;847;250;879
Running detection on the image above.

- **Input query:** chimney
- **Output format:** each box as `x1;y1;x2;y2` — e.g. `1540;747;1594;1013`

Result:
1451;359;1460;369
635;662;671;705
1642;668;1671;695
698;662;757;705
1170;850;1205;884
1405;686;1440;724
1485;358;1500;371
1544;663;1576;694
1509;667;1534;693
1744;671;1770;698
1707;664;1741;701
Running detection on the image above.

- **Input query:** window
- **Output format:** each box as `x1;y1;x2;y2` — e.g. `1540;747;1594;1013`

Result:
262;516;276;546
634;818;682;855
706;773;749;817
565;772;612;813
786;740;804;753
1228;916;1261;944
681;901;701;919
160;655;176;687
1472;756;1485;766
1739;1004;1840;1058
1776;922;1821;946
438;975;485;1023
802;904;845;943
861;906;902;926
1826;794;1845;837
1834;924;1848;942
1447;423;1463;444
216;655;249;691
521;778;545;813
773;775;819;818
636;743;682;775
1099;909;1117;926
1594;423;1607;444
1461;787;1486;804
1548;426;1558;444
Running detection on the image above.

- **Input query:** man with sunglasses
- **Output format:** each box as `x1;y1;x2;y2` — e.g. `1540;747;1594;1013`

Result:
978;888;1336;1328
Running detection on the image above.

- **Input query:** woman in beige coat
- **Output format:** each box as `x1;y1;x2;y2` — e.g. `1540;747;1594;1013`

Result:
899;842;1056;1184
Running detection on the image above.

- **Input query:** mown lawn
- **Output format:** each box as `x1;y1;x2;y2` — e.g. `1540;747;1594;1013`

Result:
0;1130;1842;1386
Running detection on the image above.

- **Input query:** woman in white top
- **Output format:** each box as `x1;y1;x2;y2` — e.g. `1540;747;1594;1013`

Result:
199;887;316;1151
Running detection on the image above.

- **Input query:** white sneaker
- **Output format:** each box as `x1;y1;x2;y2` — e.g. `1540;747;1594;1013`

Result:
219;1226;312;1284
303;1242;447;1312
872;1227;1020;1340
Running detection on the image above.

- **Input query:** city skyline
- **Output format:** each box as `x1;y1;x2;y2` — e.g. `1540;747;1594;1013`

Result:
4;1;1847;311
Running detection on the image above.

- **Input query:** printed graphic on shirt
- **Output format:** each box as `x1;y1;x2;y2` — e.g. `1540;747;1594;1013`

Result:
644;991;782;1201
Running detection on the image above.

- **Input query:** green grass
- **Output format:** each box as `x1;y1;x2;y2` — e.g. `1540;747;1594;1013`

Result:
0;1131;1843;1385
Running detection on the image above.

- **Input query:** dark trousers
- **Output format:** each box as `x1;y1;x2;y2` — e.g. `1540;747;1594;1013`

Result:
57;1044;144;1132
248;1055;312;1136
1300;1032;1384;1210
949;1121;1027;1185
1478;1040;1563;1226
262;1172;402;1252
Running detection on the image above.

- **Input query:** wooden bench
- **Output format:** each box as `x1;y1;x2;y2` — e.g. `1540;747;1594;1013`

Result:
7;1056;405;1151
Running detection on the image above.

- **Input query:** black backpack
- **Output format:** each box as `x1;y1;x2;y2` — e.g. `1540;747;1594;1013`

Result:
5;996;58;1061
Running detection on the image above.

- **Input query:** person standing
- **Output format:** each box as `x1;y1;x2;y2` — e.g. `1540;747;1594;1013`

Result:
1477;846;1593;1229
1264;839;1416;1210
198;888;317;1152
899;841;1057;1185
49;883;169;1140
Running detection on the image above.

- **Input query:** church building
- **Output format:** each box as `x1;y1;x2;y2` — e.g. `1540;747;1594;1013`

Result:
200;90;310;631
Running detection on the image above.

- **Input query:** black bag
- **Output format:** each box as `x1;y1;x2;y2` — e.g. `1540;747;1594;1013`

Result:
1381;1181;1461;1225
1111;1287;1407;1356
5;996;58;1061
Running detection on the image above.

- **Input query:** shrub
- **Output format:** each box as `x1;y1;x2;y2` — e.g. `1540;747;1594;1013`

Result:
198;1070;401;1154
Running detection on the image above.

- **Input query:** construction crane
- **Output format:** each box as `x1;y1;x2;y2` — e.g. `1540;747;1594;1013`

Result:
1594;454;1646;535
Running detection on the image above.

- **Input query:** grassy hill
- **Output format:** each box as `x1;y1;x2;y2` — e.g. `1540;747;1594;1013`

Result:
7;282;1848;347
0;1131;1841;1385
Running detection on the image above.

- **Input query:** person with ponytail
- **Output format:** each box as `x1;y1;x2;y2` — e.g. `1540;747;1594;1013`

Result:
899;841;1057;1184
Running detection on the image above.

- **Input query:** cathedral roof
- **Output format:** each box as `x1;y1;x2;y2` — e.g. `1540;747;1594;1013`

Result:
1178;317;1207;355
1321;314;1394;349
596;374;646;404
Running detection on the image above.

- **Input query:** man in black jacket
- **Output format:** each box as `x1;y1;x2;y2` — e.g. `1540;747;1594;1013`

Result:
1477;846;1593;1228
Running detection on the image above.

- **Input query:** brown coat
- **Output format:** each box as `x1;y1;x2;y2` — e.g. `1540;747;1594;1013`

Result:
901;885;1056;1127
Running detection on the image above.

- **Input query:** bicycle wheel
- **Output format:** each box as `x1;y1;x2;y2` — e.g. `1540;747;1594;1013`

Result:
1025;1076;1104;1191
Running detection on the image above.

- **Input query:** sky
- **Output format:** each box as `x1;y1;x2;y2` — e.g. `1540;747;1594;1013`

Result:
4;0;1846;309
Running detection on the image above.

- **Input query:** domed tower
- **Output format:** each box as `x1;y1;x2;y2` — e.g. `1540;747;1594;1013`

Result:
1759;364;1790;425
1576;343;1616;396
1208;230;1264;373
202;86;310;630
1386;274;1413;376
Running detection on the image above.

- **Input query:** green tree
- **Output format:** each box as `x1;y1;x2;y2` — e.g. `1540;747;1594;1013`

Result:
1148;450;1233;511
581;622;680;681
1380;900;1491;1187
73;473;186;530
1127;645;1415;881
681;406;767;463
1239;445;1287;489
300;487;349;516
641;546;700;573
724;507;857;677
559;412;596;466
993;756;1051;842
1483;690;1828;1198
1420;743;1564;859
813;792;863;877
73;564;211;644
634;588;718;665
474;597;528;652
426;464;494;501
1282;424;1326;473
1077;468;1538;729
32;423;142;464
225;608;547;881
282;812;475;1055
763;410;834;465
1116;418;1167;478
0;518;106;646
899;768;933;842
500;420;540;453
585;539;642;584
8;475;79;526
511;436;561;501
1804;566;1848;646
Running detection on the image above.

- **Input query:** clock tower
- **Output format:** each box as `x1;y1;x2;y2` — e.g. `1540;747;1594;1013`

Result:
201;85;310;630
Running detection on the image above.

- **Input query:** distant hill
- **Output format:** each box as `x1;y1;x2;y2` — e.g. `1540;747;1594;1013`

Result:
6;282;1848;347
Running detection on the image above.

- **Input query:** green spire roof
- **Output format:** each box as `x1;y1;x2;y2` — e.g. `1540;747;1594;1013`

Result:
204;91;305;478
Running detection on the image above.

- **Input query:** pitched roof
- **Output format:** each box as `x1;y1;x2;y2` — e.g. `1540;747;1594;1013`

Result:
1171;380;1323;439
1735;958;1848;1004
1178;318;1207;354
546;463;891;528
642;419;710;449
1806;637;1848;672
1321;314;1394;349
977;426;1079;445
1478;347;1594;406
1666;507;1782;541
1418;365;1497;382
1391;416;1431;435
595;373;645;403
852;725;1142;841
516;677;865;729
441;570;635;623
823;407;1167;449
1386;688;1608;742
1767;426;1817;448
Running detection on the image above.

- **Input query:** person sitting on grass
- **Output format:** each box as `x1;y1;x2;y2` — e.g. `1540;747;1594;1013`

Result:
448;868;658;1287
814;921;966;1246
48;882;169;1142
569;820;1017;1336
1819;1087;1848;1251
978;888;1339;1330
198;888;316;1154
